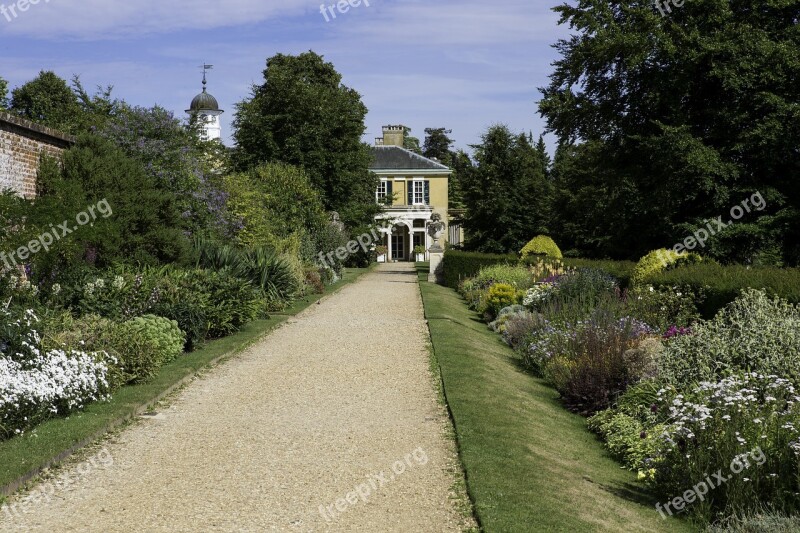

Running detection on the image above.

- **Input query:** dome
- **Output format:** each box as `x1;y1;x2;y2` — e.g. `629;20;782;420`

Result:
188;88;220;112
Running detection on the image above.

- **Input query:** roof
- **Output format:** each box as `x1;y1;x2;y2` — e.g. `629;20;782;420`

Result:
187;89;221;112
369;145;451;172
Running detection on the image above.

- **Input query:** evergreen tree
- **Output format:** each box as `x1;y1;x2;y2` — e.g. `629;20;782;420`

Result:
462;125;551;253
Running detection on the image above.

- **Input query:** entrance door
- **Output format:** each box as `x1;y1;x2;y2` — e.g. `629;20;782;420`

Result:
391;235;405;260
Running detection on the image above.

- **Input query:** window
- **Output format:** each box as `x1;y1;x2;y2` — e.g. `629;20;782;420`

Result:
407;179;430;206
376;180;392;203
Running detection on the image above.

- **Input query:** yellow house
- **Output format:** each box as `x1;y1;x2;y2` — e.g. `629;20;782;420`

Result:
370;125;452;262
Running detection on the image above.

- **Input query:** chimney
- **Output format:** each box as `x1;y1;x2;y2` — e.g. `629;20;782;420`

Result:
382;125;407;147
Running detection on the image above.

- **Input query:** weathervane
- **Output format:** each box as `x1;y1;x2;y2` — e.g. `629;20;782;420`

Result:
199;63;214;91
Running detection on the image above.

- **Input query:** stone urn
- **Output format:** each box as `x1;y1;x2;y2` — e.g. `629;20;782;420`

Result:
426;213;446;252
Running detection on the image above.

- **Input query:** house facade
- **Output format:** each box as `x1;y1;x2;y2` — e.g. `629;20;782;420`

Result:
370;125;452;262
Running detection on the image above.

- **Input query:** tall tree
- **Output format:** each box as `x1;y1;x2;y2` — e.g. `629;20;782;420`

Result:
232;52;377;228
0;76;8;109
540;0;800;264
422;128;454;163
462;125;551;254
10;71;82;133
535;135;551;180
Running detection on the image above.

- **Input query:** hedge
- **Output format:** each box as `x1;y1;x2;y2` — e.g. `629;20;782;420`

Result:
442;250;516;289
644;263;800;318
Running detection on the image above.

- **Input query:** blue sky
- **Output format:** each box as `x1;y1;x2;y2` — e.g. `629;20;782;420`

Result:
0;0;571;153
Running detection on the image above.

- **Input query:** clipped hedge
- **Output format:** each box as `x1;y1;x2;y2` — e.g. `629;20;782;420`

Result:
442;250;516;289
645;263;800;318
631;249;702;286
520;235;563;260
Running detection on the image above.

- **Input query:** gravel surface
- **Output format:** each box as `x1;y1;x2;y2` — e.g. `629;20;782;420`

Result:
2;264;465;532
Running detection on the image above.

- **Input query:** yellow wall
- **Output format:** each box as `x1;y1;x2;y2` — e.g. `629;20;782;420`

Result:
383;175;449;213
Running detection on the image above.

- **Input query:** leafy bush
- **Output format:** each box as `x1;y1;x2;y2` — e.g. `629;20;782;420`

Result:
520;235;563;260
646;262;800;318
631;249;702;286
442;250;516;289
121;315;184;365
658;289;800;387
46;313;178;386
587;409;663;473
485;284;523;319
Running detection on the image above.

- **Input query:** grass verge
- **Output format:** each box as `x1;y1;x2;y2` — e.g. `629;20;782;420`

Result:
0;266;373;496
416;265;695;533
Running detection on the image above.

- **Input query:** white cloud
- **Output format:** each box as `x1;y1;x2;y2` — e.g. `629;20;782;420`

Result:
0;0;311;39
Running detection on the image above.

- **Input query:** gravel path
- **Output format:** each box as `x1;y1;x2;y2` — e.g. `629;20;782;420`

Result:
2;264;466;532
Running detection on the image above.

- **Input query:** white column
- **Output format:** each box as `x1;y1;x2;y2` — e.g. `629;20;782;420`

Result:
387;227;393;263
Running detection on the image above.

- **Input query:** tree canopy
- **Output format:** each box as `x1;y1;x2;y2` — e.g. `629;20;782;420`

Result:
232;51;378;228
539;0;800;264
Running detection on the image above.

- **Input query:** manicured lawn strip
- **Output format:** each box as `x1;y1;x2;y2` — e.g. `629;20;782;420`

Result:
417;269;694;533
0;266;372;496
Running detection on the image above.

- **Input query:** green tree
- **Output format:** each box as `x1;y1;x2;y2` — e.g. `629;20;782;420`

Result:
448;149;473;209
422;128;454;164
10;71;82;133
462;125;551;253
540;0;799;264
232;51;378;228
0;76;8;109
403;128;421;154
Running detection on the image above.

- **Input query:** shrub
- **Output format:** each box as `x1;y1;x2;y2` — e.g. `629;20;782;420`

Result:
304;266;325;295
520;235;563;260
658;289;800;387
121;315;184;365
442;250;516;289
485;283;522;319
47;313;176;385
488;305;528;334
195;238;299;308
631;248;702;286
586;410;664;472
176;269;261;338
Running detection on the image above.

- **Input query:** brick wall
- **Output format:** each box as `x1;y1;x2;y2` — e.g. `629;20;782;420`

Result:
0;112;75;199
